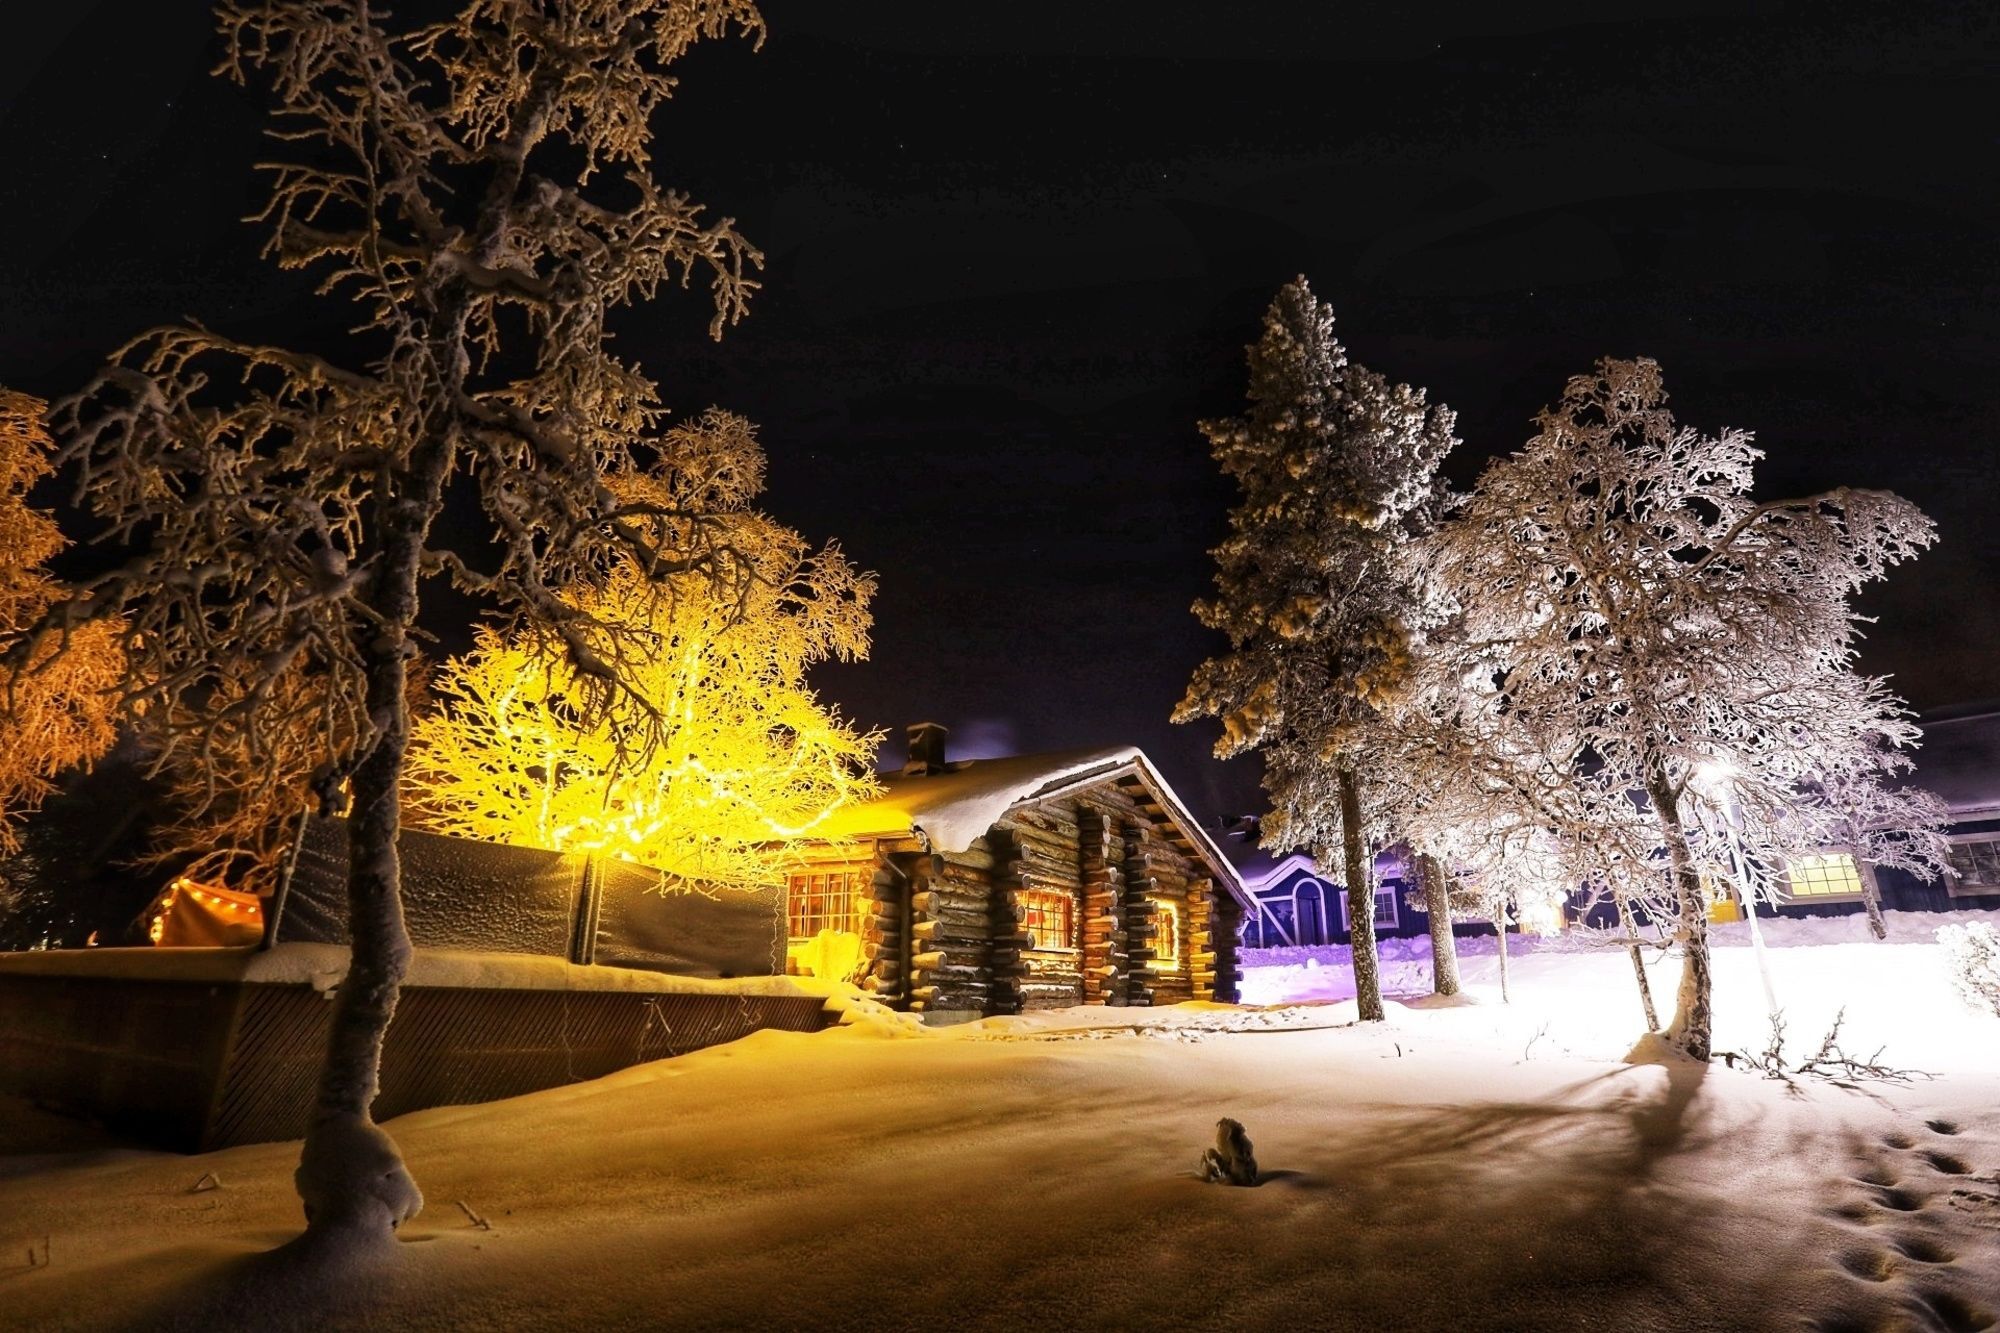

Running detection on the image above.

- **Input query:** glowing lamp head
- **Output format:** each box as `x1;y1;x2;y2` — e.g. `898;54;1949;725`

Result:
1693;758;1737;793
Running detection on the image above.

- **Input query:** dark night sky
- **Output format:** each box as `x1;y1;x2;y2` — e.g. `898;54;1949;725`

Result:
2;1;1995;821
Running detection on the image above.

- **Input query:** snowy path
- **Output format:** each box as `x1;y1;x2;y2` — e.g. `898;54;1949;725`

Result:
2;944;1997;1331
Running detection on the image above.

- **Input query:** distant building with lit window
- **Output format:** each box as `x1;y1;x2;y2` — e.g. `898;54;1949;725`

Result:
1766;703;2000;920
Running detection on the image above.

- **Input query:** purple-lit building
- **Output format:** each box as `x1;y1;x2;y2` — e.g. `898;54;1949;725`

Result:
1217;819;1435;949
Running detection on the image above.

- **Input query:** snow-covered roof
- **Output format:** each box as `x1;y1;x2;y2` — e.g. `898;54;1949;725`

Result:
1234;850;1320;894
818;746;1251;908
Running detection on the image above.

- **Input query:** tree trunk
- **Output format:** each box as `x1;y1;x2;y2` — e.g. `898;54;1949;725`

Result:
1337;766;1385;1022
1495;905;1510;1003
1858;861;1888;940
1616;890;1660;1031
1647;773;1713;1061
1419;853;1460;998
294;446;453;1247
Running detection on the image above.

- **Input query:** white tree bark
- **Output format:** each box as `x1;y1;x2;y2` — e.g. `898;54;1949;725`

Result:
1615;890;1660;1032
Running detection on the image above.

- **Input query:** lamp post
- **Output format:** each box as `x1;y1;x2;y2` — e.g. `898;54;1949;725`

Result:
1694;758;1778;1017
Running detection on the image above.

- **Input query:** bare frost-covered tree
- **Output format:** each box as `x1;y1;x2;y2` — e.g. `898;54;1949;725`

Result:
1370;589;1674;1023
1369;668;1633;1009
1434;358;1939;1060
17;0;768;1249
1177;278;1456;1022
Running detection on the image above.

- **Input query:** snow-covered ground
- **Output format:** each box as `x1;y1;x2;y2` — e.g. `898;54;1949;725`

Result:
2;916;1997;1332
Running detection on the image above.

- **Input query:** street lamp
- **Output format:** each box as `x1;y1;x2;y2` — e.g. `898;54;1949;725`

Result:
1693;757;1778;1016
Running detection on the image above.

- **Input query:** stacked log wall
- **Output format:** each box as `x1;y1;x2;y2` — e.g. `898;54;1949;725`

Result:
974;834;1030;1015
1136;839;1195;1007
858;845;916;1008
908;849;1000;1017
1079;783;1216;1007
1074;805;1126;1006
1209;887;1243;1002
1118;827;1159;1007
1002;804;1088;1010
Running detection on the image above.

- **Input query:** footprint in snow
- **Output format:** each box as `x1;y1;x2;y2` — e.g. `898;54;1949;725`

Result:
1913;1289;1996;1333
1926;1118;1962;1136
1854;1163;1899;1188
1835;1247;1897;1282
1918;1150;1971;1176
1888;1233;1955;1264
1870;1184;1924;1213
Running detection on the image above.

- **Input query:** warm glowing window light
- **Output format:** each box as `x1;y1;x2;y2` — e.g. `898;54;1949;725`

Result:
1148;898;1182;970
1784;852;1865;899
1022;889;1077;951
786;864;870;942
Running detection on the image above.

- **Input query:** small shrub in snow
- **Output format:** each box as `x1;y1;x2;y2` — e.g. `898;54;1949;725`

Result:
1198;1118;1259;1186
1720;1007;1926;1086
1937;923;2000;1018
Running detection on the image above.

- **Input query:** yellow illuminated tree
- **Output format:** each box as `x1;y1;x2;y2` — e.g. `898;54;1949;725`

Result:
0;391;123;861
409;411;880;893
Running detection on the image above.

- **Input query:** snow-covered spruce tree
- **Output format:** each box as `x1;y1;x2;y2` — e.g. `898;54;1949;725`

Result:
409;410;881;892
1177;278;1456;1022
0;393;124;862
1434;358;1937;1061
15;1;767;1249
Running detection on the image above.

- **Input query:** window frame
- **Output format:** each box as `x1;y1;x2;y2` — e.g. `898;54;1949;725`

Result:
1147;897;1182;971
1336;881;1400;932
1943;833;2000;897
1021;886;1080;953
785;861;873;943
1778;850;1868;904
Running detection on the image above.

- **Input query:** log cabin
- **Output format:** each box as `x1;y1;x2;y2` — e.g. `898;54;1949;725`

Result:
794;724;1252;1021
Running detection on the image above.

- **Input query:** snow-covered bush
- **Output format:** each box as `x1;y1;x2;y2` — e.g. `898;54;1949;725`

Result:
1937;922;2000;1018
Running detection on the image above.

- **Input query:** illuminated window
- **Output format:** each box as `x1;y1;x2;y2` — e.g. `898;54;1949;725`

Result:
1700;873;1742;923
1945;837;2000;896
787;864;871;941
1783;853;1865;901
1022;889;1077;951
1148;898;1182;970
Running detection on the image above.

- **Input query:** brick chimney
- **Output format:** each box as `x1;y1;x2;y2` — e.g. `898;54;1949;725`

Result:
903;721;949;776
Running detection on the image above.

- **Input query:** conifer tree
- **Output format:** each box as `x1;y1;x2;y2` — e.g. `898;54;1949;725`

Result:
1177;278;1456;1021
